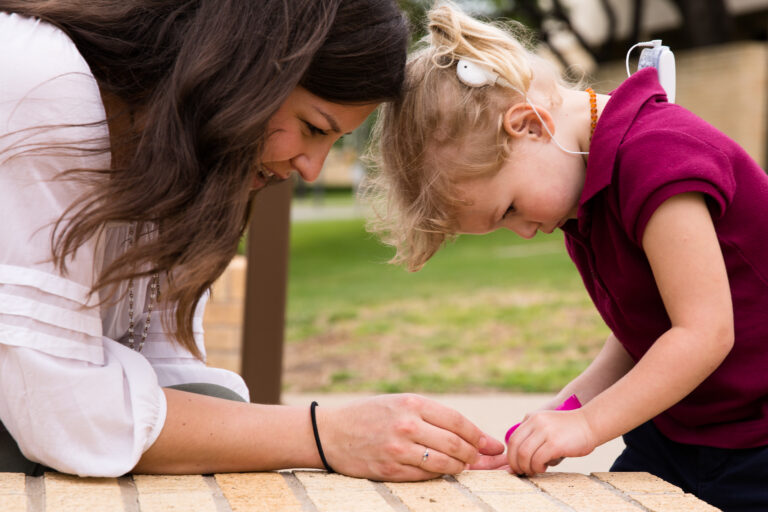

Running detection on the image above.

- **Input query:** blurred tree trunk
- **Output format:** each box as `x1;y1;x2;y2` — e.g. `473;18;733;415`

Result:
664;0;732;45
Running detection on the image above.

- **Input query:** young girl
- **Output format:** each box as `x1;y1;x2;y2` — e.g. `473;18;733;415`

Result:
367;3;768;509
0;0;505;480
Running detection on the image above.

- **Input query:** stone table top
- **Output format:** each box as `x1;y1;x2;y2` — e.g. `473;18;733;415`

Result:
0;470;721;511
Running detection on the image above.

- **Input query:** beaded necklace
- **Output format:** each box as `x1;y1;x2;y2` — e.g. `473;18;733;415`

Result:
585;87;598;142
126;223;160;352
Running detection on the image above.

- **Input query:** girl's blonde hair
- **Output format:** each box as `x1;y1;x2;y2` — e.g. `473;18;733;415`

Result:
364;2;563;271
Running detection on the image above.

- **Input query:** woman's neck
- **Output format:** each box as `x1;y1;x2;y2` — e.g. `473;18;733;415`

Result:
99;88;140;169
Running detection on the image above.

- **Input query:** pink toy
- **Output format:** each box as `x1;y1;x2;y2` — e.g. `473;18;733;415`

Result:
504;394;582;443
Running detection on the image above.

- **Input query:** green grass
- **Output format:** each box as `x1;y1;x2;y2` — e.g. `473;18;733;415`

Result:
288;218;581;311
292;186;357;207
283;216;610;393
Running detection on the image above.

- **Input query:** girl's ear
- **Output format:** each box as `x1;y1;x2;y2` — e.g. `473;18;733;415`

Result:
502;102;554;141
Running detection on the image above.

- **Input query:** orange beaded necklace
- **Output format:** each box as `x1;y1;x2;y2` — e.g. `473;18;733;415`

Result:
585;87;598;142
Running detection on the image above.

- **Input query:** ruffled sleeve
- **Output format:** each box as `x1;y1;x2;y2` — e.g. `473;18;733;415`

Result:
0;12;168;476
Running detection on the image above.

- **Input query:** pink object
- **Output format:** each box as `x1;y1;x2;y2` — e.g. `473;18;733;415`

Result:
504;395;582;443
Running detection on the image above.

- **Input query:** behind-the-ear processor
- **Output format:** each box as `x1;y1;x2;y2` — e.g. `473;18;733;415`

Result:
626;39;676;103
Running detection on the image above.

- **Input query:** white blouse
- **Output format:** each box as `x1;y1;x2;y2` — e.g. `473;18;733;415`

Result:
0;12;249;476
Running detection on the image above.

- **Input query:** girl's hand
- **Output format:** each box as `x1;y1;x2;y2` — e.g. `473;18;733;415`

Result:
317;394;505;481
506;409;598;475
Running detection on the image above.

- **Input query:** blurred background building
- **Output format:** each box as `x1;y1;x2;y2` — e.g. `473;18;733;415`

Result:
314;0;768;192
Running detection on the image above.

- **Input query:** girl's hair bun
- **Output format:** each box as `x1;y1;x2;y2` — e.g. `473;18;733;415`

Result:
426;2;533;93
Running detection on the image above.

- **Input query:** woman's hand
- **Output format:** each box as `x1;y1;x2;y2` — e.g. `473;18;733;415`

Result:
317;394;505;481
505;409;598;475
468;452;510;470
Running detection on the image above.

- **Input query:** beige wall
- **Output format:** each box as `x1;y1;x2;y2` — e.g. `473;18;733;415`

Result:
203;255;246;373
593;41;768;167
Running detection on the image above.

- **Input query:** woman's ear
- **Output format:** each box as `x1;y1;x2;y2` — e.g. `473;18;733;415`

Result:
502;102;554;141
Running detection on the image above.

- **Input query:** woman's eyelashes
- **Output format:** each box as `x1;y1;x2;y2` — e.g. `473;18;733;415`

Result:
304;120;328;136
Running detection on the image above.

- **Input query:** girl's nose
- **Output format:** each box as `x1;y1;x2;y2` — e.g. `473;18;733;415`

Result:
512;221;538;239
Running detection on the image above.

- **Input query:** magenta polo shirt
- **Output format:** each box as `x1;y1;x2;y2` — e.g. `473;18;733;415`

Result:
561;67;768;449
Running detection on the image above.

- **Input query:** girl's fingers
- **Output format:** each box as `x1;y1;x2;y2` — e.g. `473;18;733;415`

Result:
516;438;537;475
506;426;529;474
531;443;560;474
509;427;545;475
518;431;566;475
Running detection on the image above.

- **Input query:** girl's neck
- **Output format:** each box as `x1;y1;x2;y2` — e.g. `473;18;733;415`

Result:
553;85;610;158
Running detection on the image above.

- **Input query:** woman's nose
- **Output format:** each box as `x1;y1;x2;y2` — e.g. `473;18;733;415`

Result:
293;145;332;183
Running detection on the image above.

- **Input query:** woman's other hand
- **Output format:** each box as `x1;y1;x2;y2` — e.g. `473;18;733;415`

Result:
317;394;504;481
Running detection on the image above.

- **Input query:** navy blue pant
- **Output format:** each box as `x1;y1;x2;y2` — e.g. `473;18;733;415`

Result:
612;421;768;512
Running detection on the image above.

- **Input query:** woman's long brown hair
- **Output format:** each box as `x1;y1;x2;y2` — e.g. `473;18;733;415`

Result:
0;0;408;357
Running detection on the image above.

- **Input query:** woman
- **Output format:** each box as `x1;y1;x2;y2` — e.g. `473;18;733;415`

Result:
0;0;505;480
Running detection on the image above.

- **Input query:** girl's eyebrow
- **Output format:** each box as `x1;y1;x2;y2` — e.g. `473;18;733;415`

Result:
490;206;502;230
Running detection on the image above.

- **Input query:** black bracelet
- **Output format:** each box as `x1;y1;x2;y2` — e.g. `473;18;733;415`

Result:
310;401;335;473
